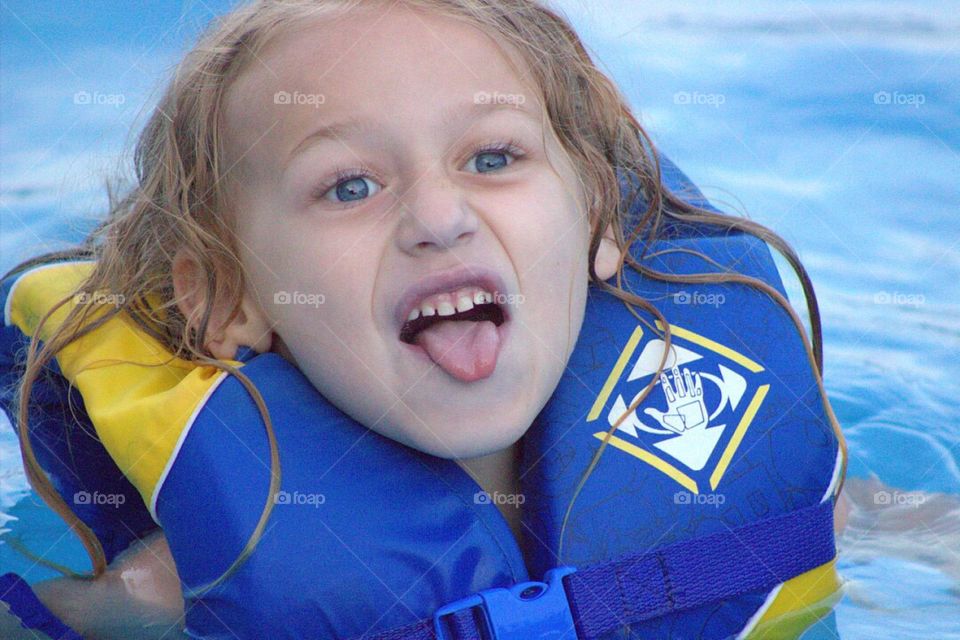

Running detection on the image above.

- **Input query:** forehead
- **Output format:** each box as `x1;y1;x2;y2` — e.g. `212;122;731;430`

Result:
221;4;539;178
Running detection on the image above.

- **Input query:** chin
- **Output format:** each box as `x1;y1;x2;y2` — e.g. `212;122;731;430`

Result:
406;419;527;460
391;367;546;458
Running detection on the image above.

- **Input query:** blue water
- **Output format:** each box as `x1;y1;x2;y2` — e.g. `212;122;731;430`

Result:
1;1;958;638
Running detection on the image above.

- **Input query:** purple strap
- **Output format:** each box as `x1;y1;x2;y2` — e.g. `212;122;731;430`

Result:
356;500;835;640
565;500;836;638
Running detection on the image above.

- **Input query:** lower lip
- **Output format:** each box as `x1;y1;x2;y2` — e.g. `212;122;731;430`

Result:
400;318;512;373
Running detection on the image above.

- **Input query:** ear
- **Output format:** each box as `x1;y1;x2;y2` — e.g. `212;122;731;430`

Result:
172;250;274;360
593;222;622;282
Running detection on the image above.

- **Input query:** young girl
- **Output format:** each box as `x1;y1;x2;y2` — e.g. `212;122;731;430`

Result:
0;0;849;638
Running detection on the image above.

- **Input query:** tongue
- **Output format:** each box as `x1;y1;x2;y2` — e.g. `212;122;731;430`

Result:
415;319;503;382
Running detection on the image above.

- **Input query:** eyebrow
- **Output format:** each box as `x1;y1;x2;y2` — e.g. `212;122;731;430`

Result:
285;98;542;165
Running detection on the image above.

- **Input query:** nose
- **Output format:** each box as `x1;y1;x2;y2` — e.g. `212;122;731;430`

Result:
395;168;478;254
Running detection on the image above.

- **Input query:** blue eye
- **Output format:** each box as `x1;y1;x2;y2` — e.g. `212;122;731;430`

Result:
472;151;509;173
466;142;522;174
319;173;381;204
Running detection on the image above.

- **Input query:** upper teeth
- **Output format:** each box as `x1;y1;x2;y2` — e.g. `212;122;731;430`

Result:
407;286;494;321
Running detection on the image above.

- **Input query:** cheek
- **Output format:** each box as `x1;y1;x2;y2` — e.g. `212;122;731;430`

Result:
237;218;369;339
495;175;589;289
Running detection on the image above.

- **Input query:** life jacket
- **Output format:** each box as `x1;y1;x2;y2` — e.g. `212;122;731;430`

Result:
0;158;845;640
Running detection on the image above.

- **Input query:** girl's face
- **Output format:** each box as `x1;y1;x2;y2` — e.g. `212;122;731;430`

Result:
222;5;616;458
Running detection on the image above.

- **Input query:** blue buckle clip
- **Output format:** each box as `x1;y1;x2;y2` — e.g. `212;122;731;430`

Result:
433;566;577;640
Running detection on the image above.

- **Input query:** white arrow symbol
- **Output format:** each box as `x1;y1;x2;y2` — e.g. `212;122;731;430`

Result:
628;339;702;381
699;363;747;420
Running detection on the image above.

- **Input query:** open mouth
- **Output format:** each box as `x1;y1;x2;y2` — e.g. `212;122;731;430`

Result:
393;268;513;382
399;298;506;344
397;287;511;382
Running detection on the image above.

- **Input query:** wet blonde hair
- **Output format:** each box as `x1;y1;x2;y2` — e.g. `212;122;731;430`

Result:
6;0;845;595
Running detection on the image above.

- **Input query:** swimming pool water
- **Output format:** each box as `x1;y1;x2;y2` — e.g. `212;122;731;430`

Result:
2;1;958;638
